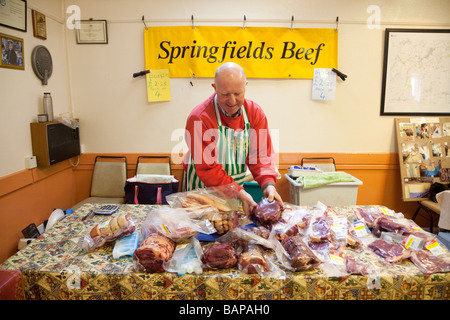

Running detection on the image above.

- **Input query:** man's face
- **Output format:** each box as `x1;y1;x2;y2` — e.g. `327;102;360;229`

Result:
212;69;247;116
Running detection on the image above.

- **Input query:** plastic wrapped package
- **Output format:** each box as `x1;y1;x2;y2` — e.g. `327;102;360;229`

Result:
270;207;312;241
166;184;239;213
112;232;139;260
409;249;450;274
200;242;239;270
140;207;216;242
367;239;410;264
251;197;284;227
165;238;203;275
82;214;136;252
217;227;276;252
237;244;286;279
134;232;176;273
279;236;322;271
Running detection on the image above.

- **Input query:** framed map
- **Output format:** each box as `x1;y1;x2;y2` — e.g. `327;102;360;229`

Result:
380;29;450;116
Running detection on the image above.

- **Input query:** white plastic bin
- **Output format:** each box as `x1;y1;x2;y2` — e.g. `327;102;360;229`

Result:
285;173;363;206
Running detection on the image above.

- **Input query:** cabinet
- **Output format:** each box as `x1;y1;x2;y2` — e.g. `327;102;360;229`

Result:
30;122;80;167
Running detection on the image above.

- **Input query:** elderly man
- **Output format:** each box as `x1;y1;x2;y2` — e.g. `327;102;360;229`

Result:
184;62;282;215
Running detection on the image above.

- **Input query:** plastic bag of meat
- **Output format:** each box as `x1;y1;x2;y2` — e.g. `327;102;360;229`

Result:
280;236;322;271
309;216;332;242
252;197;284;228
217;227;276;252
237;244;286;279
82;213;136;252
372;216;434;243
166;184;239;213
200;242;239;270
134;232;176;273
367;239;410;264
271;207;312;241
409;249;450;274
140;207;216;242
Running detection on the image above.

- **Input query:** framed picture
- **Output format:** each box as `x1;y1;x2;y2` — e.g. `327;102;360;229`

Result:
75;19;108;44
0;0;27;32
0;33;24;70
32;10;47;40
380;29;450;116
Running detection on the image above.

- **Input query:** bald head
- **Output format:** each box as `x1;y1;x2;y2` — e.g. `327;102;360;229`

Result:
212;62;248;116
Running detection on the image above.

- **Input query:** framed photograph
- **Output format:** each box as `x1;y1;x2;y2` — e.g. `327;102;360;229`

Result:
0;33;24;70
75;19;108;44
0;0;27;32
32;10;47;40
380;29;450;116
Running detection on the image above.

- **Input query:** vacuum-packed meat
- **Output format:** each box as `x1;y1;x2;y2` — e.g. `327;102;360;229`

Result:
201;242;238;269
238;245;268;274
252;198;283;227
134;232;176;273
409;249;450;274
282;236;321;271
368;239;410;264
309;216;331;242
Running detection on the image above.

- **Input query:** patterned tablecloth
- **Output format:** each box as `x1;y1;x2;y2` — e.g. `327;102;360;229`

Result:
0;203;449;300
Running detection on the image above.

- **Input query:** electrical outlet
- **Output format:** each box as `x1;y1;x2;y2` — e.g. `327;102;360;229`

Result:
25;156;37;169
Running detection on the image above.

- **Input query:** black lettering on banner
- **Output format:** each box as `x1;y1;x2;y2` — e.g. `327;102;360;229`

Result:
157;40;324;65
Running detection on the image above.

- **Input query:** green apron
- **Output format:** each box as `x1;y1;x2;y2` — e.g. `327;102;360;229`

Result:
185;97;250;191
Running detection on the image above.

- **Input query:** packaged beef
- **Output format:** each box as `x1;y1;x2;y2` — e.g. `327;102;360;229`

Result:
252;197;284;227
82;213;136;252
281;236;321;271
238;245;268;274
200;242;238;269
134;232;176;273
309;216;332;242
409;249;450;274
344;254;369;276
367;239;410;264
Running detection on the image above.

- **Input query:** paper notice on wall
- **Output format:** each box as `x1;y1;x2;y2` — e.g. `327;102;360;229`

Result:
312;68;336;100
147;69;171;102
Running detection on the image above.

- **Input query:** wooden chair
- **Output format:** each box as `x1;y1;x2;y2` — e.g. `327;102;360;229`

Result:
72;156;128;209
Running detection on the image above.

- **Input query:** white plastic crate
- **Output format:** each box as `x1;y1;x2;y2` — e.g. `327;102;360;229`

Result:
285;173;363;206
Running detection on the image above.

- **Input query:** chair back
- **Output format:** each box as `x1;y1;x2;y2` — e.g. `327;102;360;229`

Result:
90;156;127;197
135;156;171;175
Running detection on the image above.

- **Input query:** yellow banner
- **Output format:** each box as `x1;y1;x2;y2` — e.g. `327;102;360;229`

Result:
144;26;338;79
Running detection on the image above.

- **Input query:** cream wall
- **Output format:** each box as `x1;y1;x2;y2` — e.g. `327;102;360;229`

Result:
1;0;449;177
0;0;72;177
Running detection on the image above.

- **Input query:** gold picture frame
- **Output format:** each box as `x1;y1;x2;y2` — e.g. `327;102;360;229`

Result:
0;33;24;70
32;10;47;40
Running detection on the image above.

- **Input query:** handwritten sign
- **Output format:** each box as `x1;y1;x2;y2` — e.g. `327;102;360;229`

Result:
312;68;336;100
147;69;171;102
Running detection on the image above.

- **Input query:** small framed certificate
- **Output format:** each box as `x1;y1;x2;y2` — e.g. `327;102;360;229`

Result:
75;19;108;44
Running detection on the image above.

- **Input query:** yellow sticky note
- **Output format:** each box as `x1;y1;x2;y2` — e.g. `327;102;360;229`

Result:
147;69;171;102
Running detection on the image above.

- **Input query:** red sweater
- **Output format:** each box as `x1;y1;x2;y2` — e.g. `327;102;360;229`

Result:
185;94;278;191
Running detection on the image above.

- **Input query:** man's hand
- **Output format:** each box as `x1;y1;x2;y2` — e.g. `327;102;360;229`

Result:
263;184;283;206
239;189;257;216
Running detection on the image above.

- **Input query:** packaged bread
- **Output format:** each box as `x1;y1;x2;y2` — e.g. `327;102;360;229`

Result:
82;214;135;252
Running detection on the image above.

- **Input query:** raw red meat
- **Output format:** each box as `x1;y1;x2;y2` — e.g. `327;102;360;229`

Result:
345;254;369;275
353;207;380;227
134;232;176;273
252;198;283;227
282;236;321;271
409;249;450;274
238;245;268;274
309;217;331;242
201;242;238;269
368;239;410;264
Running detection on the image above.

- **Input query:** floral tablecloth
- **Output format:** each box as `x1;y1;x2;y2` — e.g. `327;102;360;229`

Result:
1;204;449;300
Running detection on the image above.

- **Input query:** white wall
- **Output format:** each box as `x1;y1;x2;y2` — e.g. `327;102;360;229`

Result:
1;0;449;177
0;0;72;176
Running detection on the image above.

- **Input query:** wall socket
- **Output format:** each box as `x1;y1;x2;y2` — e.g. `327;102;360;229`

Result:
25;156;37;169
